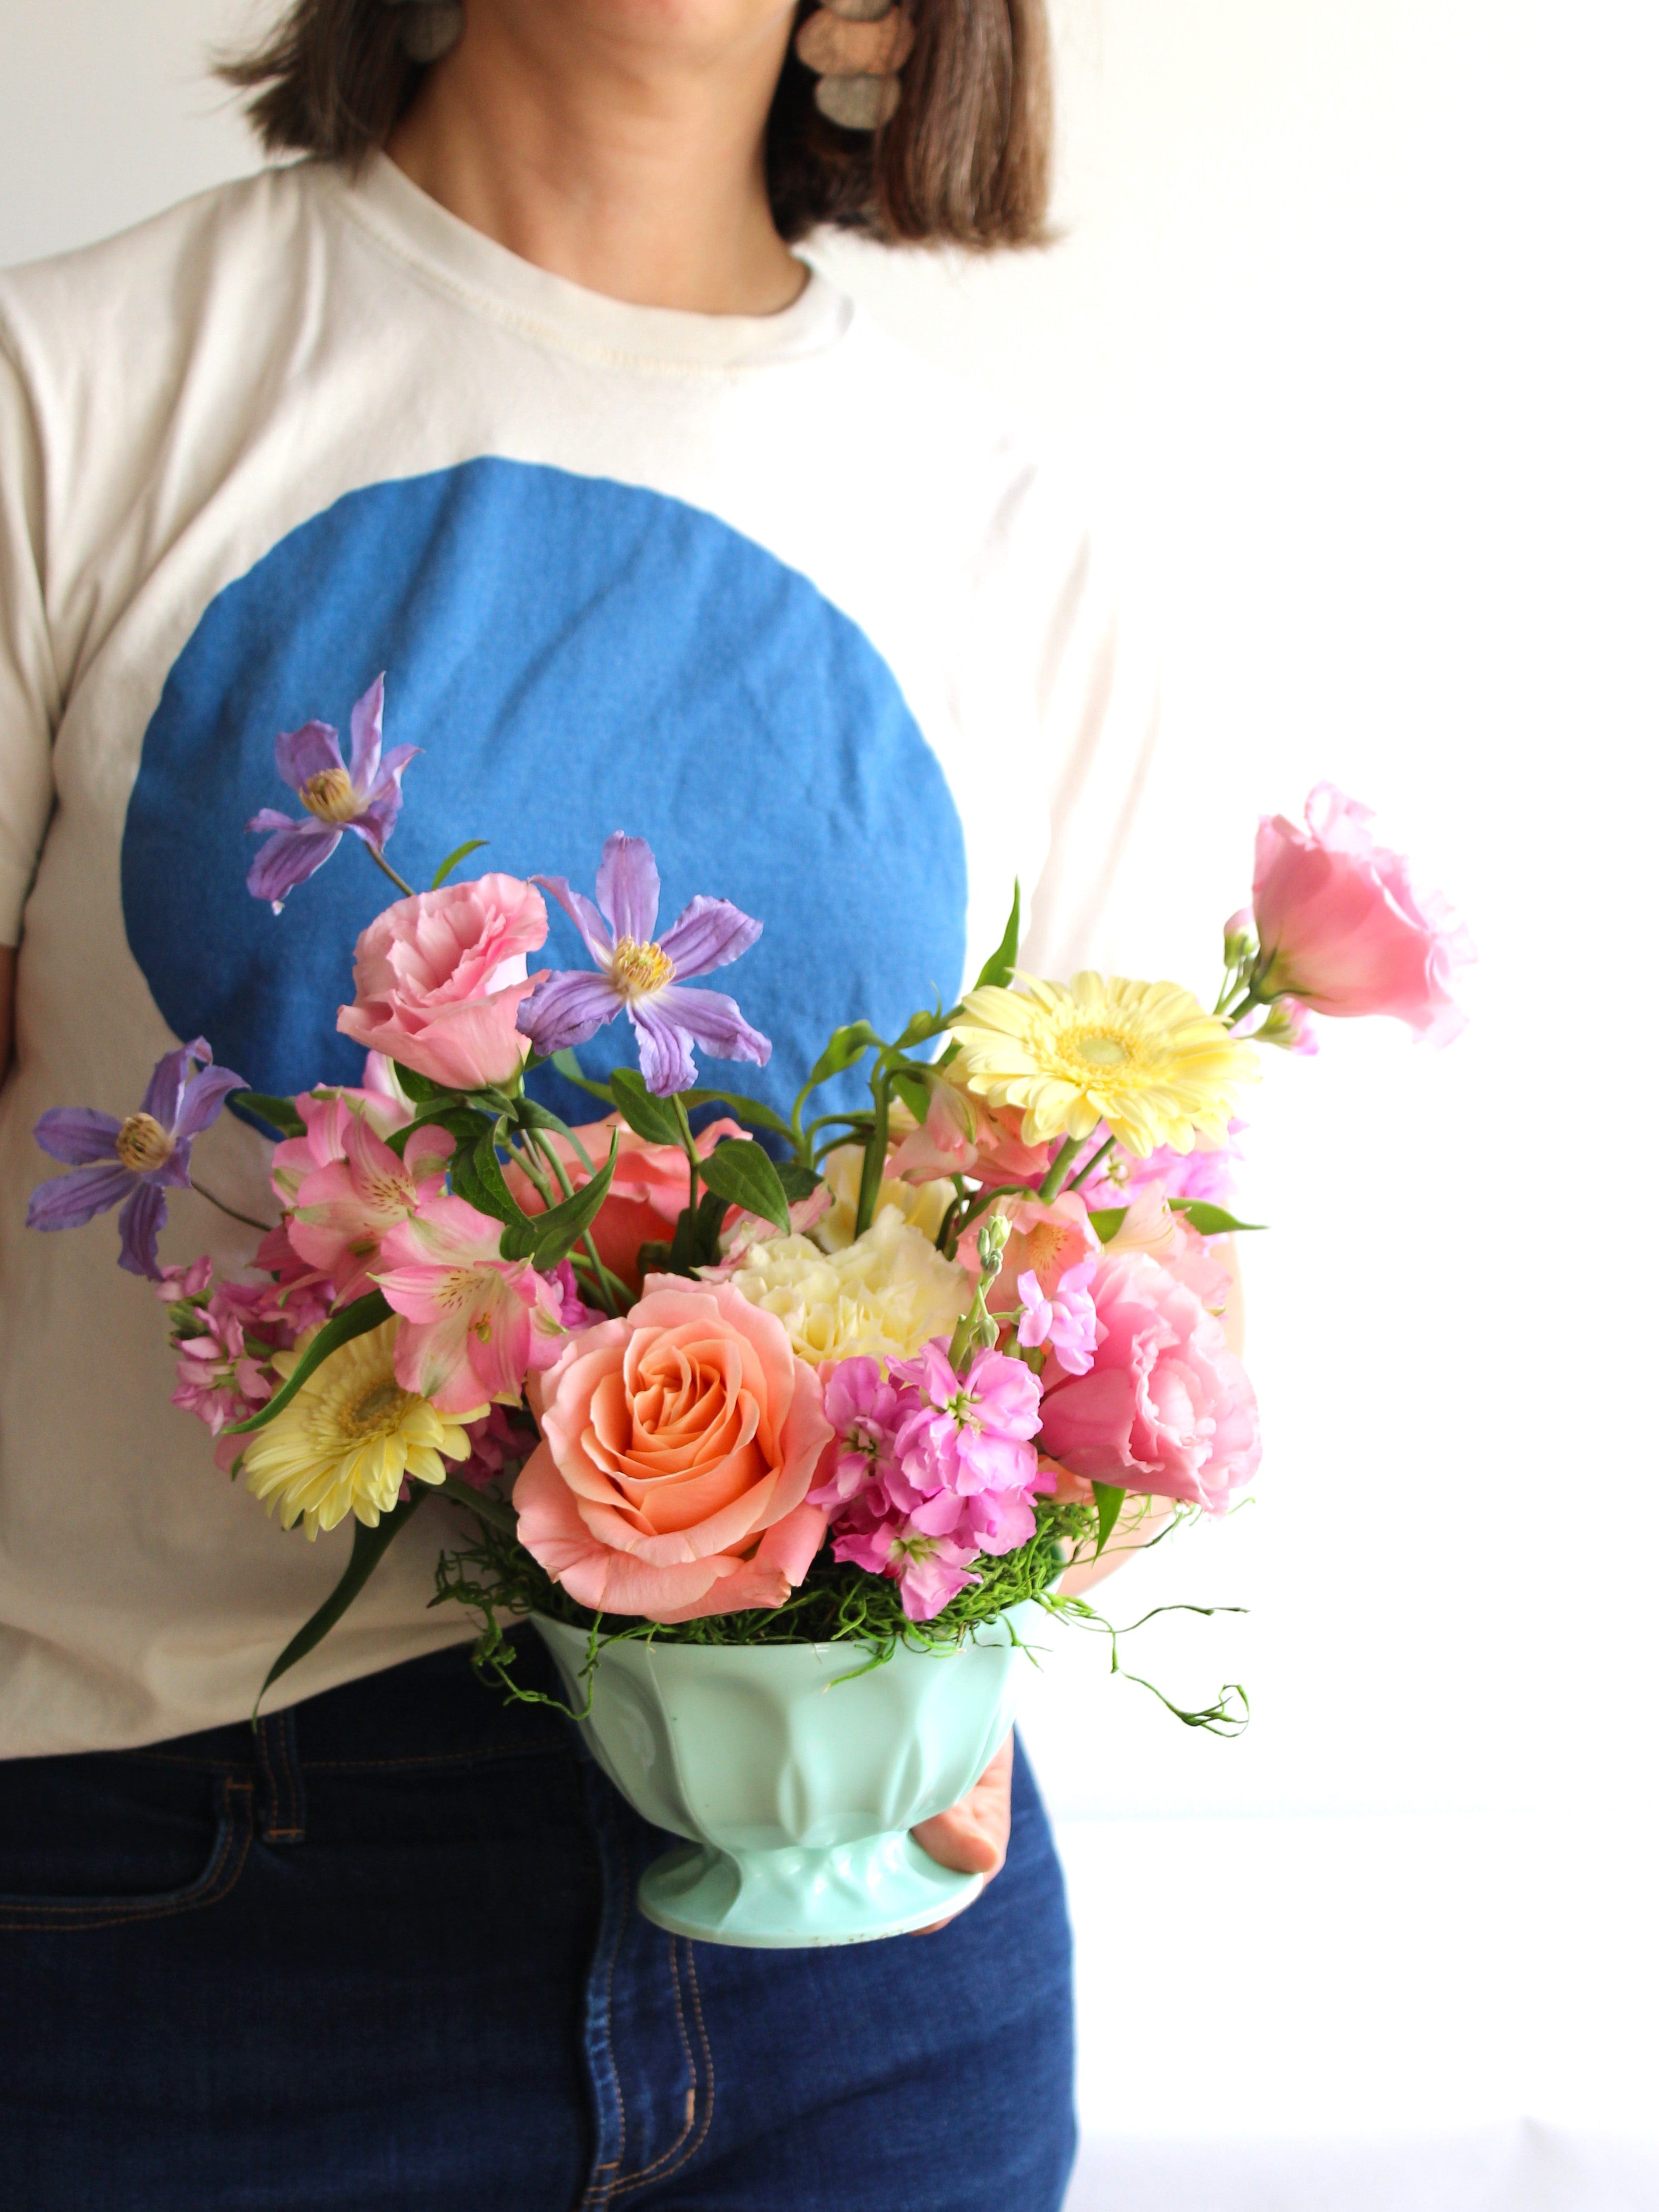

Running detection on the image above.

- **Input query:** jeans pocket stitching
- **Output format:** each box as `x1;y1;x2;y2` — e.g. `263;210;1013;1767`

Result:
0;1775;256;1932
610;1937;715;2198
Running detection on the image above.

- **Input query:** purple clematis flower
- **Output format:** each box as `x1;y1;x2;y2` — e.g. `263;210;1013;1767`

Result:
518;833;771;1096
245;674;418;911
27;1039;248;1278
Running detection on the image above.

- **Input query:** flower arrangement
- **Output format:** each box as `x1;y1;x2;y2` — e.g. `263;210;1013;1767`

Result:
28;682;1472;1717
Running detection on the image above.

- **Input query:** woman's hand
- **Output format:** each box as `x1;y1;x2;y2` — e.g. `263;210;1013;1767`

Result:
910;1730;1015;1930
0;947;14;1079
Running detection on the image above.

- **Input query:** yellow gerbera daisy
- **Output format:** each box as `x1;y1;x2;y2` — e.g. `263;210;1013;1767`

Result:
241;1318;478;1540
949;972;1259;1156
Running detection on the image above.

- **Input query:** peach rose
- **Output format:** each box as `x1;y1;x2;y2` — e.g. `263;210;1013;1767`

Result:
514;1278;832;1622
504;1115;743;1292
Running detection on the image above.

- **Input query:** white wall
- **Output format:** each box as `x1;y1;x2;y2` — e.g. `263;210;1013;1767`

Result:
5;3;1656;2204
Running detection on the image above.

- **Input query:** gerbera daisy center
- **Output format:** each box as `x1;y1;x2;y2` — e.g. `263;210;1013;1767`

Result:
609;936;675;999
115;1112;174;1173
343;1379;417;1436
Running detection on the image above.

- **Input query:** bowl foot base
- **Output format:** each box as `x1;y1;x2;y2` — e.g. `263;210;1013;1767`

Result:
637;1833;985;1948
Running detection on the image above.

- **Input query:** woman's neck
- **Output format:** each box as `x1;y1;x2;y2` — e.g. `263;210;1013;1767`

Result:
385;0;806;316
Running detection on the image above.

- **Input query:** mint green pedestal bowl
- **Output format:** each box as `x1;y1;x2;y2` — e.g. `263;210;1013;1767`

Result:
529;1603;1042;1949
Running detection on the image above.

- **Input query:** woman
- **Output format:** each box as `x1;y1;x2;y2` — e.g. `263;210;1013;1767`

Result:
0;1;1158;2203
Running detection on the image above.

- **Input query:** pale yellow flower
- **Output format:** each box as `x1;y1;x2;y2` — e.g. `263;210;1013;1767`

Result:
950;972;1258;1156
811;1142;955;1254
241;1319;477;1540
718;1206;973;1366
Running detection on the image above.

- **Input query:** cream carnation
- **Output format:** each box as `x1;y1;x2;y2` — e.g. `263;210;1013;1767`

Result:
811;1142;955;1254
718;1206;972;1366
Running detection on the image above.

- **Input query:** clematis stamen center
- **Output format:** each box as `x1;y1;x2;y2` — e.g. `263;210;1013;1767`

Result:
610;936;675;1000
299;766;359;824
116;1112;175;1174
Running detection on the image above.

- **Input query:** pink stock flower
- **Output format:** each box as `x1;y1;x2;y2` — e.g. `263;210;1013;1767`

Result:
288;1109;454;1302
1016;1262;1100;1375
251;1221;336;1333
337;874;549;1092
444;1403;540;1495
156;1260;327;1468
375;1194;574;1414
1037;1248;1261;1512
806;1358;907;1510
1251;784;1473;1044
1115;1123;1244;1213
813;1342;1047;1622
513;1279;831;1623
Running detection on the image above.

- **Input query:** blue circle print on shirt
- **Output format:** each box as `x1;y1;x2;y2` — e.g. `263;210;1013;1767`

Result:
122;459;967;1128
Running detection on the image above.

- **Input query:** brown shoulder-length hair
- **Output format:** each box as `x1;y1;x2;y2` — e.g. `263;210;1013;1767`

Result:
219;0;1051;250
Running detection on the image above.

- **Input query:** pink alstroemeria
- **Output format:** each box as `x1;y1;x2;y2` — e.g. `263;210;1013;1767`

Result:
28;1038;247;1278
519;832;771;1096
375;1195;575;1415
1016;1261;1100;1375
287;1111;455;1302
246;675;418;912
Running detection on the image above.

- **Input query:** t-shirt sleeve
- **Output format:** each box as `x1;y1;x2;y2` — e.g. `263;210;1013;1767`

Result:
1017;517;1161;981
0;330;57;948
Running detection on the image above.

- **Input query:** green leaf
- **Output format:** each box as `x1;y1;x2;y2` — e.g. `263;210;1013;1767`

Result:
1088;1207;1128;1242
608;1067;686;1147
225;1291;392;1434
1171;1200;1265;1235
390;1065;438;1103
450;1122;531;1232
231;1092;305;1139
1092;1482;1125;1554
531;1131;620;1269
773;1158;822;1205
973;882;1021;990
550;1048;615;1103
699;1138;790;1231
385;1104;486;1160
430;839;487;890
254;1495;424;1715
676;1087;794;1139
889;1069;932;1125
515;1102;597;1172
802;1021;882;1094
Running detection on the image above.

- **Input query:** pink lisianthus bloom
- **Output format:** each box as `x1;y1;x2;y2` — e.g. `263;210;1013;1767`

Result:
1093;1188;1235;1314
374;1194;575;1414
1037;1248;1261;1512
1251;783;1474;1044
503;1115;744;1293
513;1279;831;1623
337;873;549;1092
288;1109;455;1302
1016;1262;1100;1375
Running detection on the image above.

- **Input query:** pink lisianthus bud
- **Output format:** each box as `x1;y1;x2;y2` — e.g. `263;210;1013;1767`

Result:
337;873;549;1091
1037;1248;1260;1511
1251;784;1473;1043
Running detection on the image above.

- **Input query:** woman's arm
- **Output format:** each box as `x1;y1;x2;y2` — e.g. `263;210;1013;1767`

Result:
1;945;14;1078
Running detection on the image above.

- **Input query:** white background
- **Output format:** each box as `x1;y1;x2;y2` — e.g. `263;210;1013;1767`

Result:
4;4;1657;2206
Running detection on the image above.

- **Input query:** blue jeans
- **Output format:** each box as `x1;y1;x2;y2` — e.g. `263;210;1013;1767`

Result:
0;1637;1077;2210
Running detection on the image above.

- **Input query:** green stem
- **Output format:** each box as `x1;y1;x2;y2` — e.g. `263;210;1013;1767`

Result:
367;846;416;900
189;1177;277;1234
852;1073;890;1240
526;1129;630;1314
1036;1135;1082;1205
439;1477;518;1536
672;1095;701;1220
1064;1131;1115;1195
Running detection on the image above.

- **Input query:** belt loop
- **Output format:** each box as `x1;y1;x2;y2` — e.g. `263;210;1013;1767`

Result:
252;1705;307;1845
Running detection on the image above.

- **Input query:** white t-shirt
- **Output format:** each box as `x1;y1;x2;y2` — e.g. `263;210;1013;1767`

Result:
0;153;1155;1756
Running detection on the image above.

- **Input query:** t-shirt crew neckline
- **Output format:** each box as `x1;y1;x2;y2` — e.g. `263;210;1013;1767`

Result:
325;149;851;371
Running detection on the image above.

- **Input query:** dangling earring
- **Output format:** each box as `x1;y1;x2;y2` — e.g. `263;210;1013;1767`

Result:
384;0;465;64
793;0;914;131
